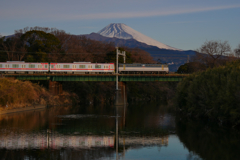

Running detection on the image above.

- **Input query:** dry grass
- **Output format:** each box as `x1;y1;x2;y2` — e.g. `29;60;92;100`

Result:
0;78;78;111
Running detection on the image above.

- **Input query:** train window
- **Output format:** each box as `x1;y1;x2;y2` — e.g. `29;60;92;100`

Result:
12;64;19;68
88;65;92;69
45;65;48;68
79;65;85;68
95;65;101;68
29;64;35;68
63;65;70;68
0;64;2;68
51;65;54;68
104;65;108;69
22;65;26;68
38;65;42;68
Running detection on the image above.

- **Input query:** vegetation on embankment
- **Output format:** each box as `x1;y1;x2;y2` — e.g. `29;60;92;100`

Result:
62;81;178;105
175;60;240;128
126;82;177;103
63;82;115;105
0;78;78;112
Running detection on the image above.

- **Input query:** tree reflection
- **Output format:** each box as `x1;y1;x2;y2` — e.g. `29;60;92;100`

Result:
176;117;240;160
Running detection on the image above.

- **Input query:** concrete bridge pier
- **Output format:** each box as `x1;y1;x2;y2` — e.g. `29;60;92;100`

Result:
49;80;63;95
115;82;127;106
115;82;127;154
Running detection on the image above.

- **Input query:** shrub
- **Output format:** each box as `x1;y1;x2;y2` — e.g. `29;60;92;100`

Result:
175;60;240;127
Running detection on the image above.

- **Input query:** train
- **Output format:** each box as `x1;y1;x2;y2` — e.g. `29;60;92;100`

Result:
0;61;169;74
119;63;169;74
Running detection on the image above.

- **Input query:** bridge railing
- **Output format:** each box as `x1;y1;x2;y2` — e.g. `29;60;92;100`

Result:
3;73;189;82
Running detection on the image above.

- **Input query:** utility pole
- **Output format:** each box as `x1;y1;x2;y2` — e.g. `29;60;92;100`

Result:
116;48;126;90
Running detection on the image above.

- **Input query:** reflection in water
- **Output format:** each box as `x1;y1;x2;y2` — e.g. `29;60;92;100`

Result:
115;88;170;159
176;117;240;160
0;89;205;160
118;136;168;146
0;134;114;149
0;132;168;150
0;105;74;132
0;103;172;160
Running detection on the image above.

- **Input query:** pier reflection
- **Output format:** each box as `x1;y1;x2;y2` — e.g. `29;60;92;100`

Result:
114;82;169;159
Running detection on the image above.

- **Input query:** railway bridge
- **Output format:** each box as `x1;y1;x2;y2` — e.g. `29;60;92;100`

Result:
4;73;187;81
3;73;188;95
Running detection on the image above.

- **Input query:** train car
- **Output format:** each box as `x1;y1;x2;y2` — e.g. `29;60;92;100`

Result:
118;63;169;74
49;62;115;74
0;61;49;74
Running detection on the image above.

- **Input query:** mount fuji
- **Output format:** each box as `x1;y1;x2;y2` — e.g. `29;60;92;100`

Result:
83;23;195;71
97;23;178;50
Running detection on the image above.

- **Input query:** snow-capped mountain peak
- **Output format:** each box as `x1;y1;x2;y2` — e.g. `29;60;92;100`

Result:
97;23;179;50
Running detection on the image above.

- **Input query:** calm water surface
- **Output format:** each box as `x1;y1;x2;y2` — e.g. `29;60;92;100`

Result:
0;103;239;160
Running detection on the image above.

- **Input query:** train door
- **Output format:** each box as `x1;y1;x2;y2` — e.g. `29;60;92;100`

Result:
21;64;26;73
88;65;92;73
72;65;76;74
56;65;60;71
38;64;42;72
5;64;9;73
73;65;76;70
104;65;108;72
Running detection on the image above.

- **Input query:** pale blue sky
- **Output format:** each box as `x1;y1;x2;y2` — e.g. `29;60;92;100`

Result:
0;0;240;50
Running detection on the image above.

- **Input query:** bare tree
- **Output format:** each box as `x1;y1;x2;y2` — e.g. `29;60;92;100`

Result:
1;37;18;61
14;30;27;61
234;44;240;58
197;40;231;67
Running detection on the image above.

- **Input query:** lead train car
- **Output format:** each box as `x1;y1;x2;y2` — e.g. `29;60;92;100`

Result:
50;62;115;74
119;63;169;74
0;61;49;73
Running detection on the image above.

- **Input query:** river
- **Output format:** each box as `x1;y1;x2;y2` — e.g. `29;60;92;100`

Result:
0;102;239;160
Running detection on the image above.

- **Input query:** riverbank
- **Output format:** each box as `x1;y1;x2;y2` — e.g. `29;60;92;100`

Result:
0;78;79;113
0;104;46;115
